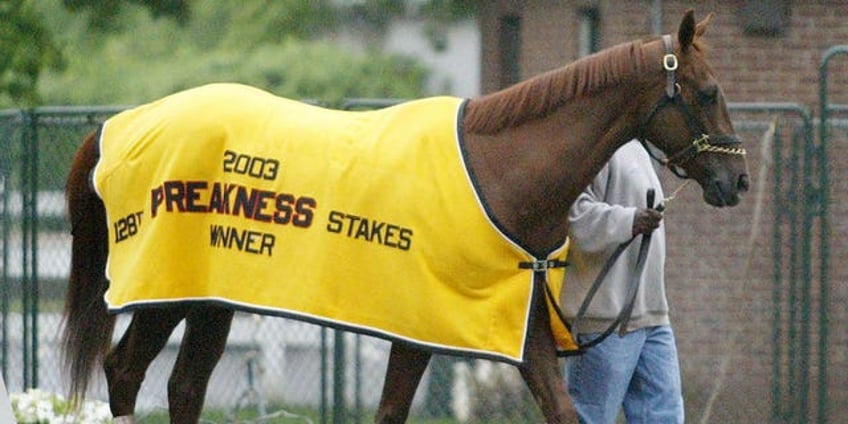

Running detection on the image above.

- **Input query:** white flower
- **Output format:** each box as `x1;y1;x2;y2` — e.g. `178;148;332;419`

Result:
10;389;113;424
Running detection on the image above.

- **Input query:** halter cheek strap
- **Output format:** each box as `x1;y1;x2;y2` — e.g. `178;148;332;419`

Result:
662;35;678;98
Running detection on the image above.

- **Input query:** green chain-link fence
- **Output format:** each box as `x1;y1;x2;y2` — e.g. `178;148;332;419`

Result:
1;50;847;422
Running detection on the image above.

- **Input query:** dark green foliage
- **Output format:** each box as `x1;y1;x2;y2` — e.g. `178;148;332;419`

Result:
4;1;434;107
1;0;474;108
61;0;189;30
0;0;64;106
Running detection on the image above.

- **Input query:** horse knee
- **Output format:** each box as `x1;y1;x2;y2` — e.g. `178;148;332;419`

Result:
167;371;209;424
167;365;215;421
166;349;222;416
167;372;206;403
103;349;144;416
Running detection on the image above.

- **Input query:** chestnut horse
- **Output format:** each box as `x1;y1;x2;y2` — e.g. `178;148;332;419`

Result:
62;11;747;424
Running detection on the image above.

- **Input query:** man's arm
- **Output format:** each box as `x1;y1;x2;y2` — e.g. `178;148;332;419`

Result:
568;164;635;252
568;163;663;252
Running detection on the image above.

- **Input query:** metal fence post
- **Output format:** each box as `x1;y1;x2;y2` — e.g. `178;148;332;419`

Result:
333;330;345;423
0;111;13;383
20;110;39;389
817;44;847;424
321;326;328;424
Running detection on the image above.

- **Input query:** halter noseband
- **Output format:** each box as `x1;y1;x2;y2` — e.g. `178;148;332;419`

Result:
640;34;746;178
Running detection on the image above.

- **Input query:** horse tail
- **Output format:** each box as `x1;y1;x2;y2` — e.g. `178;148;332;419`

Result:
61;129;114;401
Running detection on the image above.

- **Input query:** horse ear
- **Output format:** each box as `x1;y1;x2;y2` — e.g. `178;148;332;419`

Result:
695;12;714;38
678;9;696;50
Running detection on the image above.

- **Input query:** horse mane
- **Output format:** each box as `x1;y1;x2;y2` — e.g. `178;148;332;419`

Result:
464;38;658;135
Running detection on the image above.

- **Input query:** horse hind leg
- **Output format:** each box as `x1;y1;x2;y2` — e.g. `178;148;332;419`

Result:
375;342;432;423
105;307;186;421
167;305;234;424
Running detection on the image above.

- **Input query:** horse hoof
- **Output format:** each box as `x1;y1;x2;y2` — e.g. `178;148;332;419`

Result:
113;415;136;424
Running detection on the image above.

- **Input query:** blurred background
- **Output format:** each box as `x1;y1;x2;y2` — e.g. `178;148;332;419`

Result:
2;1;847;423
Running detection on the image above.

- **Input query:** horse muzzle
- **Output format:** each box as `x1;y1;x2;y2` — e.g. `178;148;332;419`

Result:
703;170;749;207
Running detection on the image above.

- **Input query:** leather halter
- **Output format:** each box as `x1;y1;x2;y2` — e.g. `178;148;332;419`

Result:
640;35;746;178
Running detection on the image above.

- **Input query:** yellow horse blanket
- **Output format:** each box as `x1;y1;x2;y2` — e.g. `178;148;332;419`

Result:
94;83;577;362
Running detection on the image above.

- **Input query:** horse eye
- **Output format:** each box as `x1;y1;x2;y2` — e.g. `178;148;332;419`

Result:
697;86;718;105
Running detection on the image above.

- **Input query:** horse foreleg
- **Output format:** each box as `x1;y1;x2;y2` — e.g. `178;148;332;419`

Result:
375;343;432;423
518;295;578;424
104;308;186;421
167;306;234;424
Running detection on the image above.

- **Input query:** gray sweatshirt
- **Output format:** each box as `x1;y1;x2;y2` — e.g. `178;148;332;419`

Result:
562;140;670;334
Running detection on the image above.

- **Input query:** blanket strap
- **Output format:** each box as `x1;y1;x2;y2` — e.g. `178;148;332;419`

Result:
519;258;581;357
518;258;568;272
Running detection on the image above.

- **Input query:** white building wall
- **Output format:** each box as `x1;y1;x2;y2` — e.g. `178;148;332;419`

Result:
382;18;481;98
330;17;481;98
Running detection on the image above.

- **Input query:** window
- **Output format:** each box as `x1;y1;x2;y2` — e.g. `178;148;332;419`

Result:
578;8;600;57
498;15;521;89
741;0;788;36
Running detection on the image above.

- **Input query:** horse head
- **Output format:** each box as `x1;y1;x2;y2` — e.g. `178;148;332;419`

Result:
639;10;749;207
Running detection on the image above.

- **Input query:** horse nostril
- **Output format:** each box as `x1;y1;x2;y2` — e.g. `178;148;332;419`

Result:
738;174;750;192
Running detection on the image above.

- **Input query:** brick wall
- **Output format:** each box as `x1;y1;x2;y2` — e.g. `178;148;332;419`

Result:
482;1;848;107
478;1;848;422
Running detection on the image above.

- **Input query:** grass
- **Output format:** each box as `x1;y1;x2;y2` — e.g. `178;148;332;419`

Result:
133;405;528;424
1;298;66;314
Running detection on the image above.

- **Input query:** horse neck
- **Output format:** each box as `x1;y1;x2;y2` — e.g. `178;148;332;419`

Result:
462;84;649;256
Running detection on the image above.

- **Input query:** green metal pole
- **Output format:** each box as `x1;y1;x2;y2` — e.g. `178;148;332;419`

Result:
333;330;346;423
22;110;39;389
0;113;12;382
816;45;847;424
20;110;32;389
321;327;328;424
789;116;804;424
354;335;362;424
1;171;7;382
770;123;784;421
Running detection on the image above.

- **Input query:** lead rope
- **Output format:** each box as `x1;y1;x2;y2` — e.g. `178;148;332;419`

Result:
657;179;691;212
543;179;693;355
569;188;660;350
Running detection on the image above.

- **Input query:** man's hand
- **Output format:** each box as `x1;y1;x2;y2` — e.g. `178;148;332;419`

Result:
632;208;663;236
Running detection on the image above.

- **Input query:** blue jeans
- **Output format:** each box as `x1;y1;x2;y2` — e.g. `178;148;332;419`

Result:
565;326;684;424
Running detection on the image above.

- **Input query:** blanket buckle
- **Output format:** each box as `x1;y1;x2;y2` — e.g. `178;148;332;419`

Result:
518;259;568;272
